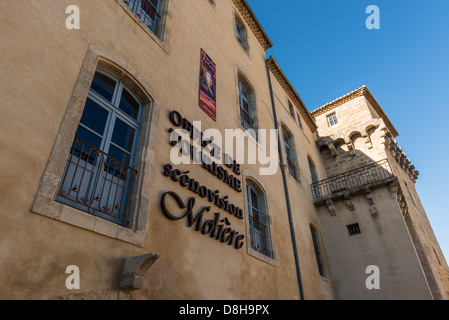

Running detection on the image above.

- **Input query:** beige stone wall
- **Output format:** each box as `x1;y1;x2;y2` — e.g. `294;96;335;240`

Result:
311;92;449;299
267;68;334;300
1;0;446;301
0;0;336;300
317;186;433;300
314;96;389;176
386;149;449;300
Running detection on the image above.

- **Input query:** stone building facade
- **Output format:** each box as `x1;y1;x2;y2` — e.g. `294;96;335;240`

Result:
0;0;448;300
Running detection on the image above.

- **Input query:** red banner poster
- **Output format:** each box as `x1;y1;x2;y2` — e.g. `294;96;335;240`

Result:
199;49;217;121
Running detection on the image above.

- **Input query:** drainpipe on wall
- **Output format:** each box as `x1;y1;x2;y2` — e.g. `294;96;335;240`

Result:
265;57;305;300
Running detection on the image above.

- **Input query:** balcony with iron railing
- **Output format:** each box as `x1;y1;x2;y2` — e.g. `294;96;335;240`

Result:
249;215;273;258
311;159;397;204
57;137;138;226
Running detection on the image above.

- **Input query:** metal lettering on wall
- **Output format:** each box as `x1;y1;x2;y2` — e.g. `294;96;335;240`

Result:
160;110;245;250
160;191;244;250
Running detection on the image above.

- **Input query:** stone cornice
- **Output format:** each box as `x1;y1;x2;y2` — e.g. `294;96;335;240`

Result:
267;56;318;132
311;86;399;137
232;0;273;51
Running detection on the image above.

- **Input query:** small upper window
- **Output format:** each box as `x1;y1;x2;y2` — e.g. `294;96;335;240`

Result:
282;126;300;182
288;102;296;119
235;15;248;51
327;112;338;127
297;112;303;130
122;0;163;37
238;76;258;140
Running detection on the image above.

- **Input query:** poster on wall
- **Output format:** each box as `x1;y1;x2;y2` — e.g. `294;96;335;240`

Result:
199;49;217;121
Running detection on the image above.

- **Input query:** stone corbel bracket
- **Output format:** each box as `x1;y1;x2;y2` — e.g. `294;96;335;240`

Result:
316;136;338;158
119;253;160;291
326;199;337;216
397;189;409;216
343;193;355;211
364;188;378;216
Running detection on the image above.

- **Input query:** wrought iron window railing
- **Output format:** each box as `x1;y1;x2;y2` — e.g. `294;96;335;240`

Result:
240;108;254;130
286;157;297;180
310;159;393;200
122;0;161;34
249;215;272;258
57;137;137;225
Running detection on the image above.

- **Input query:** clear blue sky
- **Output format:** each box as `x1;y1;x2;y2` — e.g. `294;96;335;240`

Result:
247;0;449;261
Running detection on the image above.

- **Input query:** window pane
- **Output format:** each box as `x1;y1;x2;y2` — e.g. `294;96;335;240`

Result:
141;0;159;17
111;118;136;152
250;189;259;211
108;144;131;166
75;126;102;150
239;81;249;97
90;72;116;102
283;130;289;142
119;89;140;120
236;27;243;43
327;113;338;127
241;112;253;130
79;99;109;136
283;133;292;158
241;98;250;114
297;113;303;129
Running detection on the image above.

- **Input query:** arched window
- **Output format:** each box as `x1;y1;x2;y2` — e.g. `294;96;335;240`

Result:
282;125;299;182
31;45;157;246
308;156;319;198
56;70;142;226
310;225;325;277
238;74;257;138
246;180;273;259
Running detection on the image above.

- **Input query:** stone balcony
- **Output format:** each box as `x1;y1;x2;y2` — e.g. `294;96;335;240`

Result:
311;159;398;215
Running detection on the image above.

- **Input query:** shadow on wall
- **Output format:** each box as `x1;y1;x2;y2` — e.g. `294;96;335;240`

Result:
311;133;398;206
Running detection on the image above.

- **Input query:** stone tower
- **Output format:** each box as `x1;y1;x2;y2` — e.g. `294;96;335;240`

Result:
310;86;449;299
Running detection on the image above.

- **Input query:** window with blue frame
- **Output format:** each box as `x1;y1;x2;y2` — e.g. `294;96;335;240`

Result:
308;157;320;198
56;70;142;226
247;182;273;258
238;76;258;140
122;0;162;36
282;126;299;182
235;14;248;51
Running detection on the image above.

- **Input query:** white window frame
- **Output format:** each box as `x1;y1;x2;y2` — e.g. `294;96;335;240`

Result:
327;112;339;127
